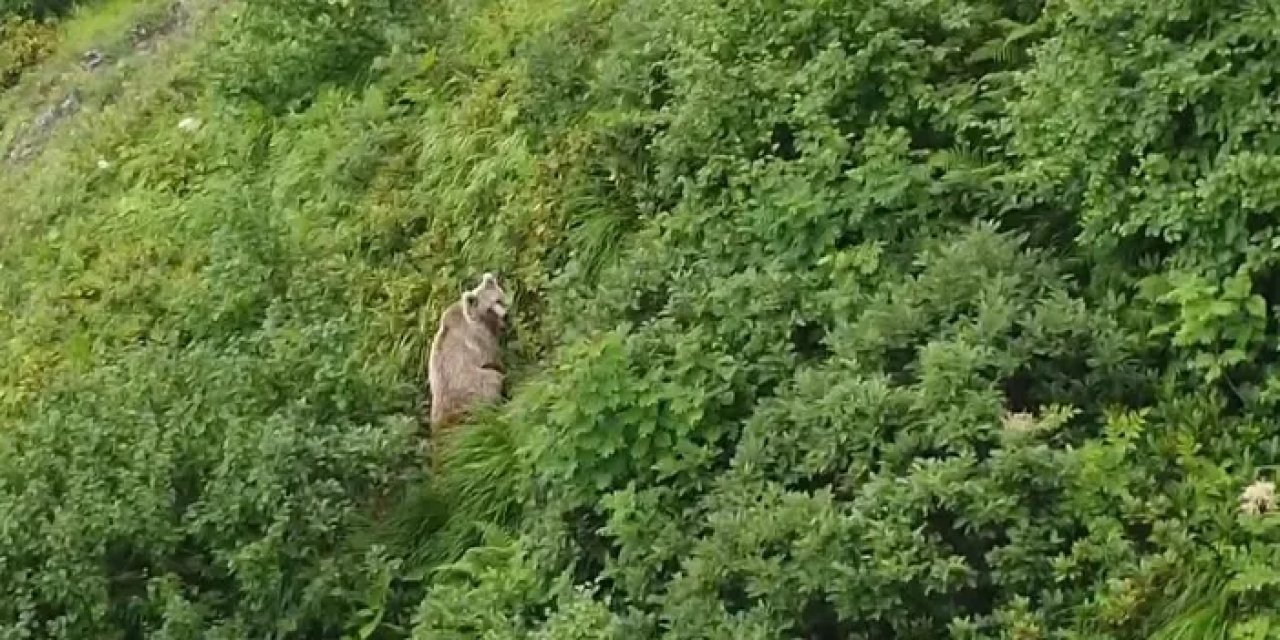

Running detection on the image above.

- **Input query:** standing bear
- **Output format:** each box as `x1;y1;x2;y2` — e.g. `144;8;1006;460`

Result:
427;272;510;435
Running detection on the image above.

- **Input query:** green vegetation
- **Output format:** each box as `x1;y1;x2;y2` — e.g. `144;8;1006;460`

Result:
3;0;1280;637
0;0;118;85
0;16;54;85
2;0;76;19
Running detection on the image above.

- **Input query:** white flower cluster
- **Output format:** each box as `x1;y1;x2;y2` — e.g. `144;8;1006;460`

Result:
1240;479;1276;516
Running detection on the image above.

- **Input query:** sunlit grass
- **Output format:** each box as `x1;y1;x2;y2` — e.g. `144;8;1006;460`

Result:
58;0;168;57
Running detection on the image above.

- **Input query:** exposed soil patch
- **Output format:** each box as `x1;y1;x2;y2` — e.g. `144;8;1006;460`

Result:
5;89;81;163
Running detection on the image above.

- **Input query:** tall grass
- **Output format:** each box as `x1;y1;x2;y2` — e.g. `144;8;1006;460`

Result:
377;410;527;570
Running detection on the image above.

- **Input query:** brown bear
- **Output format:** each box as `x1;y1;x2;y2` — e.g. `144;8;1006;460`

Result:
426;273;509;437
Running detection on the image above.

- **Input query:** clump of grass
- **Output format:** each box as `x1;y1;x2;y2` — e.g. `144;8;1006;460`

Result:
370;408;528;570
1147;569;1231;640
57;0;169;58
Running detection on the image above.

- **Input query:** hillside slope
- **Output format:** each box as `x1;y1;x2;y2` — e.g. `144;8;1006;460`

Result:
3;0;1280;637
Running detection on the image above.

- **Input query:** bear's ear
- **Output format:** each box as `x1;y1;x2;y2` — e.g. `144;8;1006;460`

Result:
461;291;479;321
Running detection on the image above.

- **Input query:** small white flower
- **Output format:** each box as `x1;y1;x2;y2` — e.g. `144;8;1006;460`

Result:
177;117;201;133
96;159;110;170
1001;410;1037;435
1240;480;1276;516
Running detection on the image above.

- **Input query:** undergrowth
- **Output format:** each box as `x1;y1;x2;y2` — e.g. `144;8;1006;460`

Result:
2;0;1280;637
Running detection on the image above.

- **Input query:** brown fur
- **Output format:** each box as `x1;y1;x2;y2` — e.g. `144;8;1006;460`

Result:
427;273;509;437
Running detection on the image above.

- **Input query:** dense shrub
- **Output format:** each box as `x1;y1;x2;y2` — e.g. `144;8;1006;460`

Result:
204;0;398;113
3;0;1280;637
0;0;75;19
0;15;55;87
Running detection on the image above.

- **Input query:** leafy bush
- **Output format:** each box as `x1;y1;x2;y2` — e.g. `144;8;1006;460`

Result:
203;0;397;112
0;0;75;19
0;15;55;87
3;0;1280;636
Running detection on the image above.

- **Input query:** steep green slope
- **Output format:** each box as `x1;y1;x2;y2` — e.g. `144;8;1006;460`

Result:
2;0;1280;637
